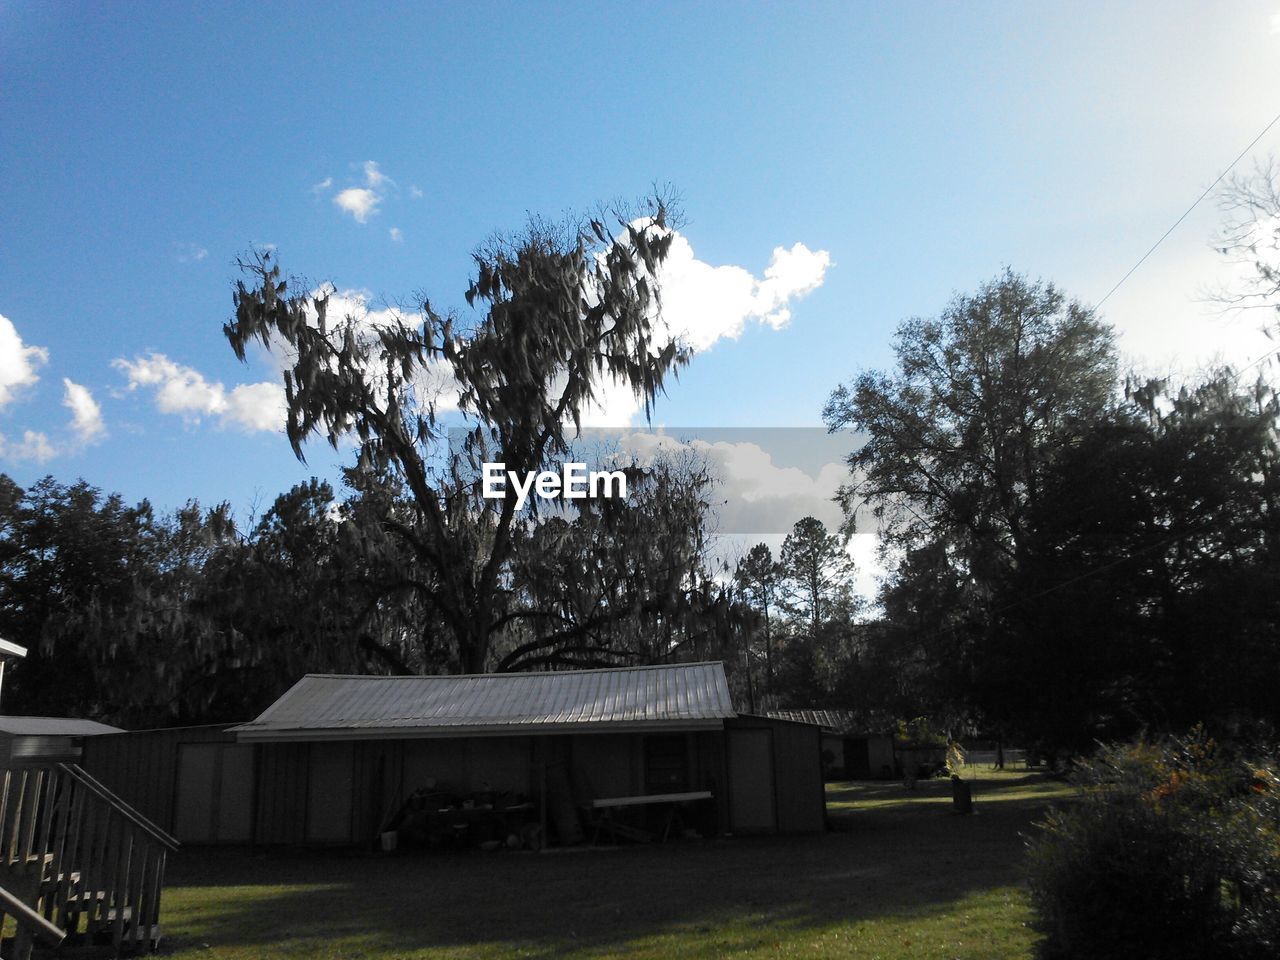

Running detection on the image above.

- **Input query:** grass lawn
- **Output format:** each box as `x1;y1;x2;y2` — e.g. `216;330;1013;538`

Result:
158;768;1075;959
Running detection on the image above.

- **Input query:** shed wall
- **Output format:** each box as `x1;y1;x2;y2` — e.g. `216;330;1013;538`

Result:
80;724;237;834
771;721;826;833
255;742;309;844
724;716;825;834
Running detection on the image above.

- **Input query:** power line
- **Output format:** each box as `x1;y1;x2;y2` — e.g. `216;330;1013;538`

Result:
1095;109;1280;310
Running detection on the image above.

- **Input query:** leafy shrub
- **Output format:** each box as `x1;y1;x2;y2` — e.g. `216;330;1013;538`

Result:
1027;730;1280;960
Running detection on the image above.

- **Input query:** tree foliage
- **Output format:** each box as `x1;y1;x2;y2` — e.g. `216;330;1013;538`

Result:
226;199;702;673
821;268;1280;751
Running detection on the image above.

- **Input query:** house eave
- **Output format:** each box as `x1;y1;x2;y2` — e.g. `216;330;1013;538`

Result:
232;717;728;742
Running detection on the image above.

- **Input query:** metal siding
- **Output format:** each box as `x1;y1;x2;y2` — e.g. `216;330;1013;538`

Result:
306;742;355;842
255;742;309;844
724;717;826;835
173;743;218;842
80;725;236;834
727;727;776;832
216;744;255;842
772;721;826;833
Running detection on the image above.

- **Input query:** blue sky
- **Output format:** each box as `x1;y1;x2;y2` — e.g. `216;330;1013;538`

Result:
3;1;1280;546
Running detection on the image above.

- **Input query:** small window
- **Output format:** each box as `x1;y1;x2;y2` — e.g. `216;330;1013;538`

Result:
644;735;689;793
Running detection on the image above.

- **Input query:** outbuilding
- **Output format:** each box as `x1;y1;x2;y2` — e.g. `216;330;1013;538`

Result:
82;661;825;847
0;716;123;763
767;709;896;780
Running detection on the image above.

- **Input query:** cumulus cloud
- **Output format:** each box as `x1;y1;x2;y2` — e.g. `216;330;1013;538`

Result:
616;432;848;534
299;286;460;413
389;227;403;243
598;428;884;603
319;161;399;224
580;231;832;425
0;313;48;408
334;187;381;223
0;430;55;463
113;352;286;432
62;379;105;444
656;236;832;349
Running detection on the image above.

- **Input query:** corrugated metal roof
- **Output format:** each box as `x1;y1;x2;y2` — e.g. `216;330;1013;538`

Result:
230;662;737;742
0;717;123;737
766;709;860;734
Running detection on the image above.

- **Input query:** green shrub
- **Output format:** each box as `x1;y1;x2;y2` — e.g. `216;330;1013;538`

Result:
1027;730;1280;960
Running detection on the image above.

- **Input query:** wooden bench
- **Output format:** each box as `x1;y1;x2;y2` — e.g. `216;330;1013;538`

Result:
589;791;713;844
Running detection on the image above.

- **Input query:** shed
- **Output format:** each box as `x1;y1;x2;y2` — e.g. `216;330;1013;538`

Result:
0;716;124;763
766;709;896;780
82;662;825;846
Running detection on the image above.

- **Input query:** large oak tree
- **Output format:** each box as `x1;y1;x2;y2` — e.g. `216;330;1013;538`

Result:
226;201;694;673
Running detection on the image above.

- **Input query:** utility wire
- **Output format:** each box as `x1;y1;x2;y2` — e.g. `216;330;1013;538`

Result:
1095;109;1280;310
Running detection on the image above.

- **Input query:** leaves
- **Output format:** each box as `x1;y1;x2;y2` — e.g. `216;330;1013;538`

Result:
224;197;692;673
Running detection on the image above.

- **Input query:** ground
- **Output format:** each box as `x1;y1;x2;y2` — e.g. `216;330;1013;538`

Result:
157;769;1074;959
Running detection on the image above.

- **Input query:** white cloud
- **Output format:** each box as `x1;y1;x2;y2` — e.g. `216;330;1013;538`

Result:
410;186;424;199
751;243;832;329
321;162;401;225
62;379;105;444
618;433;847;533
0;313;48;409
113;352;286;432
223;381;288;432
389;227;403;243
0;430;55;463
334;188;381;223
580;231;832;425
606;430;882;606
363;161;392;189
300;286;460;413
656;236;832;350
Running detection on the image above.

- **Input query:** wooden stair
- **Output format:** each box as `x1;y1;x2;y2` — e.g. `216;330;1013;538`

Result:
0;763;178;959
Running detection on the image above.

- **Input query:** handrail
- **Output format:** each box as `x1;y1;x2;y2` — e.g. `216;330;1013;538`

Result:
57;763;180;850
0;883;66;946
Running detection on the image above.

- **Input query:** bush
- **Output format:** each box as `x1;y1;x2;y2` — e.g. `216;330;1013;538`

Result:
1027;730;1280;960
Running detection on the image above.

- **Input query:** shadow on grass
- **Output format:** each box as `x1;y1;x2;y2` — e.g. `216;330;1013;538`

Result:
159;775;1070;959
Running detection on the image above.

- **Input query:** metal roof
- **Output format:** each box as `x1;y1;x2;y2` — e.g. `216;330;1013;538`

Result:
230;661;737;742
766;709;861;734
0;717;123;737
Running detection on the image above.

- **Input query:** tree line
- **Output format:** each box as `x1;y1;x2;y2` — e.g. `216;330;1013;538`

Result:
4;178;1279;752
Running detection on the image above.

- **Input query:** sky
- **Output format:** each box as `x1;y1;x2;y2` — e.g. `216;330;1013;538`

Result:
3;1;1280;594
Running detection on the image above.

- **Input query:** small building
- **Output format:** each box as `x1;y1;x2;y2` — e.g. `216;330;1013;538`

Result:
82;662;825;846
0;637;124;762
0;716;124;763
767;709;896;780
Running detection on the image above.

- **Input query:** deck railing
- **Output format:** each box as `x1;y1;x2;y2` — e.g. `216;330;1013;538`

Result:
0;762;178;958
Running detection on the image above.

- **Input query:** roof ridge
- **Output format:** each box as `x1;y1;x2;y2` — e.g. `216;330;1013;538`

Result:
299;661;726;681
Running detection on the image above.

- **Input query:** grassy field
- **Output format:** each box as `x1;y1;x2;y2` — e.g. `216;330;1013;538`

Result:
158;768;1075;960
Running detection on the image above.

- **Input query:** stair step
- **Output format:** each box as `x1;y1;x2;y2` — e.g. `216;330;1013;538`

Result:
64;890;108;904
39;870;82;892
